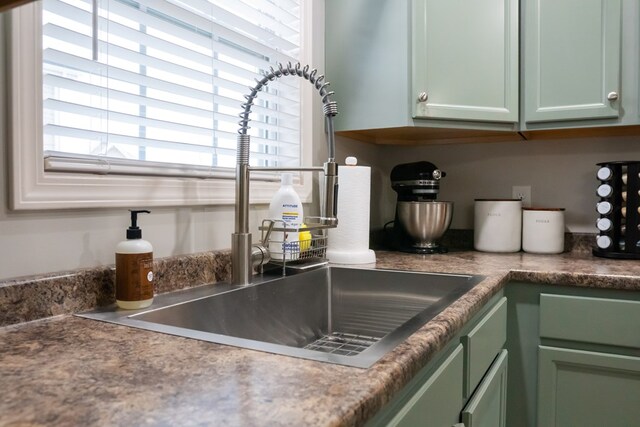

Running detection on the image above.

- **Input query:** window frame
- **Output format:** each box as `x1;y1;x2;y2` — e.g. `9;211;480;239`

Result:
7;1;315;210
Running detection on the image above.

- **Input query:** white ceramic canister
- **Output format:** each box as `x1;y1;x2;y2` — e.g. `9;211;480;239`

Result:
474;199;522;252
522;208;565;254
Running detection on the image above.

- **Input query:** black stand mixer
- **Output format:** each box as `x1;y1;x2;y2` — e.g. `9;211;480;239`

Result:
384;161;453;254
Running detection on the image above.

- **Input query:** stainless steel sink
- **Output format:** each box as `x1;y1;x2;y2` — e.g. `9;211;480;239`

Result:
78;267;483;368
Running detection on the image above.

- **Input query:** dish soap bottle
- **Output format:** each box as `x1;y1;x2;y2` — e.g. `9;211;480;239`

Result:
116;210;154;309
268;173;304;260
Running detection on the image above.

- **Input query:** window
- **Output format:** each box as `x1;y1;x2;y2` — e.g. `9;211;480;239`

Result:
8;0;316;210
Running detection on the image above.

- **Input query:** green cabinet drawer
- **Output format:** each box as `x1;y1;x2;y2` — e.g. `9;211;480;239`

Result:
462;349;508;427
462;297;507;398
539;294;640;348
387;344;464;427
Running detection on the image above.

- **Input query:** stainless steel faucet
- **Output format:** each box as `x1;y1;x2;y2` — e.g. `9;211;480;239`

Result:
231;62;339;285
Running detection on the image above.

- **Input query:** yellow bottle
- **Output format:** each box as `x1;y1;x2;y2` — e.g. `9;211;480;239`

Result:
299;224;312;252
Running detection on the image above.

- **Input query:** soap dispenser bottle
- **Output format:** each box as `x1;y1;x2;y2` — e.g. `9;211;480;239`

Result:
116;209;154;309
268;173;304;260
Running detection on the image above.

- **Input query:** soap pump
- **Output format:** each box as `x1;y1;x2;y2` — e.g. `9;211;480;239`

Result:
268;173;304;260
115;209;154;309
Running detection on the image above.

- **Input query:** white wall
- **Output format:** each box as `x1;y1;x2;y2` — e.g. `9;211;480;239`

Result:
369;136;640;232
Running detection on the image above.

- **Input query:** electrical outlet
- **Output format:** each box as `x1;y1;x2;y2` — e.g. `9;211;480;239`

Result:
512;185;532;207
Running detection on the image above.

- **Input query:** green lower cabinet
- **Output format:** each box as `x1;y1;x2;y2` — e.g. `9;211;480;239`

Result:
387;344;464;427
537;346;640;427
368;295;509;427
461;350;508;427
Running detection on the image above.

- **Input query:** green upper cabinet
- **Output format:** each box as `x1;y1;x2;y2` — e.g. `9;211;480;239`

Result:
412;0;519;123
325;0;640;140
325;0;520;138
523;0;622;124
521;0;640;131
325;0;412;132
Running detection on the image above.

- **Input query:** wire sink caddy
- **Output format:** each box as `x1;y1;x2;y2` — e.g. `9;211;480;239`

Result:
259;219;329;273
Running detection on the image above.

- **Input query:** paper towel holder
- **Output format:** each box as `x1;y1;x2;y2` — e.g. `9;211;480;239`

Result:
326;156;377;265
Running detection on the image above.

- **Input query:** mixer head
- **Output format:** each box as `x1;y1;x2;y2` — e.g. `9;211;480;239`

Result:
390;161;446;201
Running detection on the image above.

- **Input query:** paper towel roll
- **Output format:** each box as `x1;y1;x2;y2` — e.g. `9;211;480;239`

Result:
326;160;376;264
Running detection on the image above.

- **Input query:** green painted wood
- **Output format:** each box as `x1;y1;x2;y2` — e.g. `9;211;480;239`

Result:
462;349;508;427
537;346;640;427
539;294;640;349
505;282;640;427
412;0;518;122
524;0;622;123
367;292;506;427
325;0;412;131
463;297;507;398
387;344;464;427
504;283;542;427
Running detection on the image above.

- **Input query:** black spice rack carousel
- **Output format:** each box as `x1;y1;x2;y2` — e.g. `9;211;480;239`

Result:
593;161;640;259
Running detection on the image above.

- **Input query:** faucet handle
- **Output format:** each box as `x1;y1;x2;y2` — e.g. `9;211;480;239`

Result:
251;219;276;271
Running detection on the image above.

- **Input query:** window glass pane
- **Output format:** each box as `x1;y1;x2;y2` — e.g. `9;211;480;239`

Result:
42;0;302;170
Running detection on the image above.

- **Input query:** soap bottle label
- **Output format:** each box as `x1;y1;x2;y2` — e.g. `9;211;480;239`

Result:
116;252;154;301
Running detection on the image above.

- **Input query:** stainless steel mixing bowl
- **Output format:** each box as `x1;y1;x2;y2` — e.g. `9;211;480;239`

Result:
397;201;454;248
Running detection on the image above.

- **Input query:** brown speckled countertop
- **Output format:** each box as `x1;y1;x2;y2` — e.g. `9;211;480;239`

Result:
2;250;640;426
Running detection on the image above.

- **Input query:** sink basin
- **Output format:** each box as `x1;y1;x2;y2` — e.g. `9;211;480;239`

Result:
79;267;484;368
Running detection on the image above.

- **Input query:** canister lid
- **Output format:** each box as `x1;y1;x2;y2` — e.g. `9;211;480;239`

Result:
596;201;613;215
596;166;613;181
522;207;565;211
596;217;613;231
474;198;522;202
596;184;613;198
596;235;613;249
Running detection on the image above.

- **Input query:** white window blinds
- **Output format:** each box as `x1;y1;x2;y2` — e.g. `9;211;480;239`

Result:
42;0;302;177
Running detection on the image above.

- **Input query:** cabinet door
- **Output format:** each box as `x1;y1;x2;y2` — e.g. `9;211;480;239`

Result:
537;346;640;427
462;350;509;427
463;297;507;399
326;0;412;131
461;350;508;427
387;344;464;427
412;0;519;122
524;0;622;123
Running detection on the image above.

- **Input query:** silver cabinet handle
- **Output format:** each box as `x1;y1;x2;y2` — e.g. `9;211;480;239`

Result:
607;91;619;101
418;92;428;102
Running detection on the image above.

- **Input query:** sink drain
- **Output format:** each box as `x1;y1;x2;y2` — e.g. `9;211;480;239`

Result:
304;332;380;356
